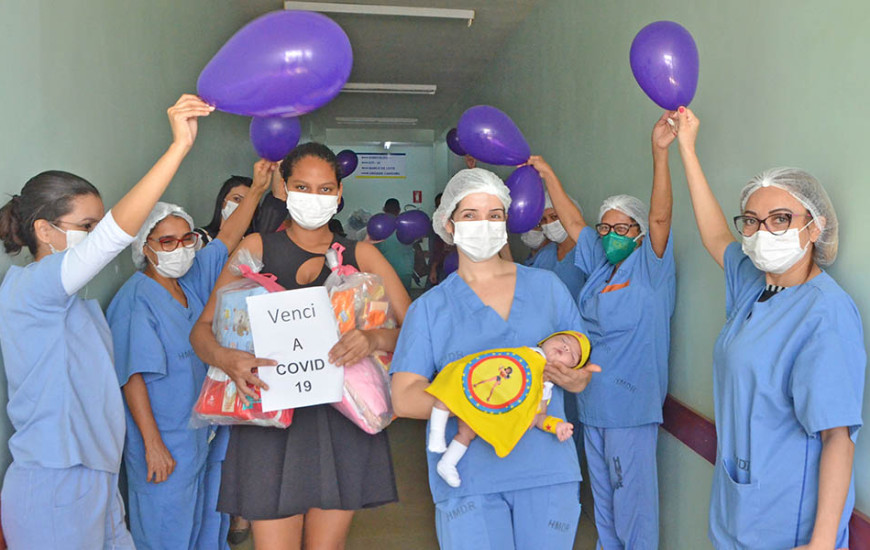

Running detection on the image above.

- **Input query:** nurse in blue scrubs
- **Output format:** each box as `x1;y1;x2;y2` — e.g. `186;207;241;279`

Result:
529;193;586;299
391;168;600;550
107;162;271;550
526;111;677;549
0;94;212;549
675;107;865;549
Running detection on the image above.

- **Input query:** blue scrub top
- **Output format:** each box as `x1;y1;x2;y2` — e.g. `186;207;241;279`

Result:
107;239;228;492
530;242;586;301
573;226;675;428
709;242;865;548
391;265;584;503
0;252;125;472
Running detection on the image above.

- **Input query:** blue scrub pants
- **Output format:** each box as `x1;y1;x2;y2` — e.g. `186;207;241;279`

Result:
1;462;134;549
584;424;659;550
434;481;581;550
129;468;208;550
196;457;230;550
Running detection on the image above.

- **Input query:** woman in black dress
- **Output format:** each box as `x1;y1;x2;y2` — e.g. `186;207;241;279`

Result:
191;143;411;549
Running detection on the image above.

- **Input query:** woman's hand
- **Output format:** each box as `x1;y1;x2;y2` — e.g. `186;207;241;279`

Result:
523;155;557;183
652;110;678;152
217;348;275;400
252;159;279;193
167;94;214;152
675;106;700;152
544;362;602;393
144;437;176;483
329;329;377;367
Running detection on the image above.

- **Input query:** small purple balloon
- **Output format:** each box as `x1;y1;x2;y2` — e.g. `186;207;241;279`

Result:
395;210;431;245
505;166;546;233
367;213;396;241
446;128;465;156
457;106;531;166
630;21;699;110
250;116;301;161
197;11;353;117
336;150;358;179
443;250;459;275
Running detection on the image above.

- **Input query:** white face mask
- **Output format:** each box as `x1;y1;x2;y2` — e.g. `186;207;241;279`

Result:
49;223;88;254
147;245;196;279
285;191;338;230
521;229;546;249
741;222;812;274
452;220;507;263
541;220;568;243
221;200;239;221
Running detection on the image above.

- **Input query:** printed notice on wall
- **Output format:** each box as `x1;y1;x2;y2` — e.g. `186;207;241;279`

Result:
247;287;343;411
356;153;406;178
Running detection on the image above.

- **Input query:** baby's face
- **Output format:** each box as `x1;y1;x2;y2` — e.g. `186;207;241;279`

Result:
542;334;582;369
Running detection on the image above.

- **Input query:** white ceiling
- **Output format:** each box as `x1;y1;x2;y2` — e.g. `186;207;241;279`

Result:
282;0;547;135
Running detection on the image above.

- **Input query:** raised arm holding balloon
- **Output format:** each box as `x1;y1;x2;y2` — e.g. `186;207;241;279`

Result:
674;107;863;550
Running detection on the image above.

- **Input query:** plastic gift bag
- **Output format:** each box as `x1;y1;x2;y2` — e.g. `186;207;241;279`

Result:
325;244;396;434
192;251;294;428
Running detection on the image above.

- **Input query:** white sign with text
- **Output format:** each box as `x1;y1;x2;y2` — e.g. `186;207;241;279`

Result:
247;287;343;412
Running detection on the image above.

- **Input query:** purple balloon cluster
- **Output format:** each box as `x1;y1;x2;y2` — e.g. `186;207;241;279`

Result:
367;210;431;244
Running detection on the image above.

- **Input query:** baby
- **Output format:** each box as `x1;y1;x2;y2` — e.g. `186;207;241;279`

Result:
426;331;590;487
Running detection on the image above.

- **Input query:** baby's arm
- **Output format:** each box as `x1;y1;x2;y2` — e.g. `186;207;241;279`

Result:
534;381;574;441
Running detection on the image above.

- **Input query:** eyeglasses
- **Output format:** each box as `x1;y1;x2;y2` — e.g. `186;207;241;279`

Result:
595;223;639;237
148;232;199;252
732;213;811;237
52;219;96;232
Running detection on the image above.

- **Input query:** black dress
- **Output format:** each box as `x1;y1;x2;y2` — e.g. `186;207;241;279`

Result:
218;231;398;520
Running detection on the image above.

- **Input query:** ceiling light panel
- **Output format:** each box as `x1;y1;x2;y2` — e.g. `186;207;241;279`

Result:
284;2;475;25
341;83;436;95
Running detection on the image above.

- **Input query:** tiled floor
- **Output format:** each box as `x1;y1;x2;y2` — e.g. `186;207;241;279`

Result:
231;418;598;549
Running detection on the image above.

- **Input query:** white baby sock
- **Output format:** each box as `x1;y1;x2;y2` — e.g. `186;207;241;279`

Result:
436;440;468;488
428;408;450;453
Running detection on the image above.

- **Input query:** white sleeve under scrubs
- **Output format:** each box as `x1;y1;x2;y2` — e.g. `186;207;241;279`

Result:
709;242;865;548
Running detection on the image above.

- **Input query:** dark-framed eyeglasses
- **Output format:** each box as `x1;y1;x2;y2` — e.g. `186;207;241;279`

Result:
595;223;639;237
732;213;811;237
148;232;199;252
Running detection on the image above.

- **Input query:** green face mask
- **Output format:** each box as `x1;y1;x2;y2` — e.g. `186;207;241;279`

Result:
601;232;639;264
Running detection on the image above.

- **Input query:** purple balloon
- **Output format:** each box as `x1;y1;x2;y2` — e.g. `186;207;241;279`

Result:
336;150;358;179
446;128;465;156
249;116;301;161
197;11;353;117
505;166;546;233
457;106;530;166
630;21;699;110
367;213;396;241
395;210;431;245
443;250;459;275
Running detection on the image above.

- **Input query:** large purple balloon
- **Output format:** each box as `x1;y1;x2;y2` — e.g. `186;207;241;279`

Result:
250;116;301;161
197;11;353;117
457;106;530;166
395;210;431;245
336;150;358;179
367;213;396;241
446;128;465;156
443;250;459;275
505;166;546;233
629;21;699;110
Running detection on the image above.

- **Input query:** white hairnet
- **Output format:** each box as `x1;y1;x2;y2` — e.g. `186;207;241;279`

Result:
132;202;195;269
543;189;583;217
598;194;648;235
433;168;512;244
739;167;838;266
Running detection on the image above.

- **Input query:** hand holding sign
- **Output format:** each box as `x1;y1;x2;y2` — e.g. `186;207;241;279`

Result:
247;287;344;411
